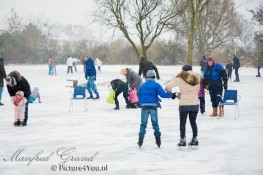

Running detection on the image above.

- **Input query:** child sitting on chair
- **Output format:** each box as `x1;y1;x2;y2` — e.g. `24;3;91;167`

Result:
28;87;41;103
11;91;27;126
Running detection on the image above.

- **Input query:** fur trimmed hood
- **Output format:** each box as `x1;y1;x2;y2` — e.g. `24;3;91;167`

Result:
176;70;200;86
8;71;22;82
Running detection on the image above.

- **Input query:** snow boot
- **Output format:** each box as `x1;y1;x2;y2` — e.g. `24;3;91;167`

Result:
0;102;4;105
178;137;186;147
87;95;93;99
137;137;144;147
93;94;100;99
155;136;161;148
20;121;24;127
114;103;120;110
209;107;218;117
188;137;199;146
13;121;19;126
219;106;224;117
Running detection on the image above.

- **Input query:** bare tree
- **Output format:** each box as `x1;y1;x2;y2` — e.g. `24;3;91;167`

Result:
194;0;240;57
93;0;186;61
182;0;210;65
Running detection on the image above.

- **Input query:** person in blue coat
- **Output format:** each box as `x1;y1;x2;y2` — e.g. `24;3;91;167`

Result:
137;70;176;148
84;55;99;99
204;57;227;117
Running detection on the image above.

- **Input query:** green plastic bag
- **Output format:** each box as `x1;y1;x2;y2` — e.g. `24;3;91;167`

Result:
106;90;115;104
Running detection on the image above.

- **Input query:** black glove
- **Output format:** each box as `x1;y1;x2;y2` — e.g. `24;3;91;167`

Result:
224;84;227;90
94;77;96;81
85;76;88;80
171;93;177;100
157;75;160;80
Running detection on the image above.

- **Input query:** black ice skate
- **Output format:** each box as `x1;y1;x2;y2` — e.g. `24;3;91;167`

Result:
137;138;144;147
155;136;161;148
13;121;19;127
188;138;199;146
177;137;186;147
86;96;93;99
92;95;100;99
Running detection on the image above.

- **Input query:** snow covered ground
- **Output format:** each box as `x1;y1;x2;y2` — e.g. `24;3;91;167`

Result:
0;64;263;175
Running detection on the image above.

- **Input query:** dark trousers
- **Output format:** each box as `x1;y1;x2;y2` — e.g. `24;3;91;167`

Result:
199;97;205;114
67;66;73;73
115;86;130;107
179;111;198;139
209;83;223;107
234;68;239;81
257;66;261;77
227;71;232;80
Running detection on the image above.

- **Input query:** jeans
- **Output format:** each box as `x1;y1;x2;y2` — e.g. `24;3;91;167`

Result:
139;108;160;138
24;102;29;124
180;111;198;139
86;76;99;97
0;86;3;101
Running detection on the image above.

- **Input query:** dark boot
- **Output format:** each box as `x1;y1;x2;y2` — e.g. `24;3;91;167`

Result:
188;137;199;146
114;103;120;110
155;136;161;148
13;121;19;126
93;94;100;99
178;137;186;147
137;137;144;147
0;102;4;105
20;121;24;127
87;95;93;99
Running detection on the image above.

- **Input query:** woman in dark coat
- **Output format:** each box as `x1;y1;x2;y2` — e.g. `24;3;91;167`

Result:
6;71;31;126
0;57;7;105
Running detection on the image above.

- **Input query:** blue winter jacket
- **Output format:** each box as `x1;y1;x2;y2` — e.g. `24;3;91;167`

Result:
204;63;227;86
85;58;96;78
138;79;171;107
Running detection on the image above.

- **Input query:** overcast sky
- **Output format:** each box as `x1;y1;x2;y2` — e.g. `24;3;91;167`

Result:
0;0;262;41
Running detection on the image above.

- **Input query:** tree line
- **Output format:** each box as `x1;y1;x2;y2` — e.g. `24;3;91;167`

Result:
0;1;262;66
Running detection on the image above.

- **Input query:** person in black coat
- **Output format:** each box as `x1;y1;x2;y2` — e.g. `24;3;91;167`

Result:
110;79;131;110
225;61;233;80
0;57;7;105
200;56;207;75
233;55;240;82
6;71;31;126
138;55;160;80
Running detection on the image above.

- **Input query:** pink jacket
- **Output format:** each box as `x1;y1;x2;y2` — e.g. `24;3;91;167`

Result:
129;88;139;104
11;91;27;121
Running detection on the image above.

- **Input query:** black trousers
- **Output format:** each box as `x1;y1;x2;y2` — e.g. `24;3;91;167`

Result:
199;97;205;114
67;66;73;73
227;71;232;80
234;68;239;81
179;111;198;139
115;86;130;107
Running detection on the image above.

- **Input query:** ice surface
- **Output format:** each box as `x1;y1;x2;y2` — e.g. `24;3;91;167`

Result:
0;65;263;175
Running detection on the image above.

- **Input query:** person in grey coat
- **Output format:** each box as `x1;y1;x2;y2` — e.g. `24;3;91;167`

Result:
120;68;142;91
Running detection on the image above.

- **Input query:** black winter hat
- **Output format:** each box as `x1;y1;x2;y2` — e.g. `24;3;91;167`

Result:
182;64;192;71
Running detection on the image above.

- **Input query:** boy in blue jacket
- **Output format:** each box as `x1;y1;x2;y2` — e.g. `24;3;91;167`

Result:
137;70;176;148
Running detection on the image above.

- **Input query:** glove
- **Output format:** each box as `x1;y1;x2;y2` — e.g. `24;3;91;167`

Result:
94;77;96;81
157;75;160;80
224;84;227;90
85;76;88;80
171;93;177;100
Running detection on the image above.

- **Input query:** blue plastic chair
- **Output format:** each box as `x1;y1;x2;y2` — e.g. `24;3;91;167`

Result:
219;90;240;120
69;86;87;112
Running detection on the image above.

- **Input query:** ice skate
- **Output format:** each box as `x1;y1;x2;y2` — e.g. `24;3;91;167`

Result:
137;138;144;148
155;136;161;148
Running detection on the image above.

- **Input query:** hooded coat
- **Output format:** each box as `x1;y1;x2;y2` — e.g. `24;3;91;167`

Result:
6;71;31;100
166;70;200;111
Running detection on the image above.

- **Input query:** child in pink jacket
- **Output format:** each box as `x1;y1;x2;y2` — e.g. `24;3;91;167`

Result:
129;88;139;108
11;91;27;126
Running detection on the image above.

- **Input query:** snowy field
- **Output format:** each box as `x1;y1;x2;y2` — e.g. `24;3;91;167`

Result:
0;64;263;175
